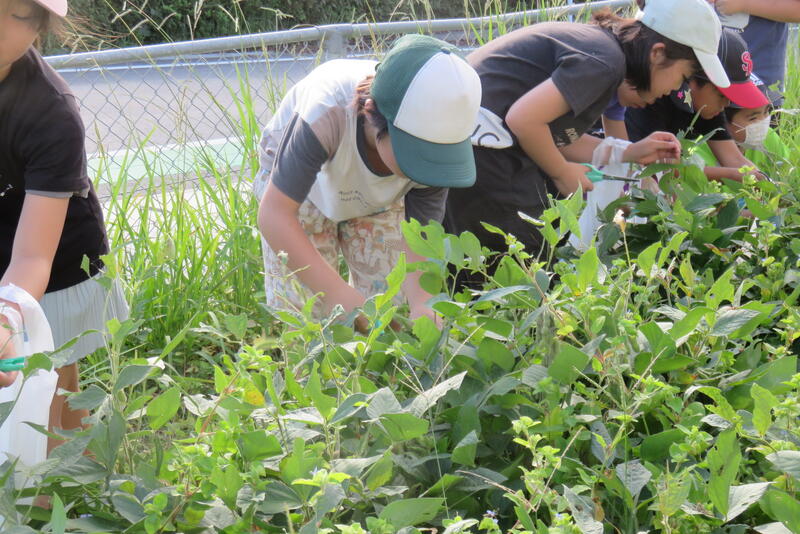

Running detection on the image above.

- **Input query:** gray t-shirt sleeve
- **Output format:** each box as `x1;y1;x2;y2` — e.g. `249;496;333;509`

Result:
404;186;448;223
269;112;330;204
551;54;620;117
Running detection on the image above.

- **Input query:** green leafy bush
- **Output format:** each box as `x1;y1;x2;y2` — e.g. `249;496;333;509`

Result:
3;137;800;532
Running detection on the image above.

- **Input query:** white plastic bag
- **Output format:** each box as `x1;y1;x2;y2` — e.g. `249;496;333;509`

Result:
0;284;58;469
570;180;627;252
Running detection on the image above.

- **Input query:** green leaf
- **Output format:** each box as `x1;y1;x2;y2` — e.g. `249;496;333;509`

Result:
111;492;146;523
711;308;763;337
685;193;728;213
259;482;304;514
563;486;603;534
452;430;478;467
670;307;711;342
707;429;741;517
366;388;402;419
726;482;771;522
401;219;446;261
305;363;336;421
766;451;800;480
366;452;394;491
751;384;778;436
380;413;429;442
379;498;444;528
522;365;548;387
576;246;600;292
237;430;282;462
223;313;249;339
330;393;369;424
762;490;800;533
655;470;692;517
640;429;683;463
615;461;652;499
705;268;734;309
548;343;590;385
477;338;514;372
210;465;243;509
146;387;181;430
113;364;155;392
50;493;67;534
637;242;661;278
67;384;108;411
475;285;535;304
408;372;466;417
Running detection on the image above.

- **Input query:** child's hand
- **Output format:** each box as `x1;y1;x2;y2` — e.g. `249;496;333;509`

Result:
552;162;595;195
624;132;682;165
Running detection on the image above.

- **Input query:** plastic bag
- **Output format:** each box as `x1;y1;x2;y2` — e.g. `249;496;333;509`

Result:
570;180;626;252
0;284;58;471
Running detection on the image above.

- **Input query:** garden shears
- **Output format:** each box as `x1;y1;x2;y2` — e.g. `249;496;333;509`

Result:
581;163;642;183
0;357;24;372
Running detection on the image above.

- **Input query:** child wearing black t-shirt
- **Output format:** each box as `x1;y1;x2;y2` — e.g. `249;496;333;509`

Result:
625;29;770;183
444;0;729;269
0;0;128;446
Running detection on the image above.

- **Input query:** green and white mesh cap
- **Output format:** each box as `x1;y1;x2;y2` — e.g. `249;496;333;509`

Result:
372;34;482;188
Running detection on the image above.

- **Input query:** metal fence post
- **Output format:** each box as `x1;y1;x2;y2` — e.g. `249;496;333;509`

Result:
321;25;351;60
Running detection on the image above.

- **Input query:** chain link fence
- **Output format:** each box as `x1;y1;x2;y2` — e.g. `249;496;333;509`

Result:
43;0;796;194
44;0;631;193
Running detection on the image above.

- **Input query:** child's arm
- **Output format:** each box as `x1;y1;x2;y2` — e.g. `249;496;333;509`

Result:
711;0;800;22
505;79;595;195
258;183;368;328
506;80;680;193
0;195;69;386
708;139;764;180
602;117;629;141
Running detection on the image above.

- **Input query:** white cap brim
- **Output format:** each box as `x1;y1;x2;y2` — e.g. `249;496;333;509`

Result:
695;49;731;88
33;0;67;17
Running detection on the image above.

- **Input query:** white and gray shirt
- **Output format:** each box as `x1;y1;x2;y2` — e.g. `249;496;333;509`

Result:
254;59;446;224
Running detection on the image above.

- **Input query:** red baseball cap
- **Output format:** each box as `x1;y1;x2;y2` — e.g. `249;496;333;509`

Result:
31;0;67;17
714;30;769;108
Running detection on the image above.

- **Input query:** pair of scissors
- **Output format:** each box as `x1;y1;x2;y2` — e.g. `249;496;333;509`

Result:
581;163;642;183
0;357;24;372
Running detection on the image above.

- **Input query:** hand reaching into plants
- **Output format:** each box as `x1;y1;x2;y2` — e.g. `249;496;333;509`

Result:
552;161;595;195
623;132;682;166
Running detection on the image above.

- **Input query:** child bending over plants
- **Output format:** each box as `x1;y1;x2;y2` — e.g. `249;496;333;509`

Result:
254;34;481;330
626;29;771;183
0;0;128;445
443;0;721;283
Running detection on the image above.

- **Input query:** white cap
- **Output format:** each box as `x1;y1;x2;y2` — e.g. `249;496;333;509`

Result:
31;0;67;17
639;0;730;88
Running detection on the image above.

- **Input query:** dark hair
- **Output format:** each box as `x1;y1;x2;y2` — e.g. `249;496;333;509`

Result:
593;9;701;93
354;75;389;140
724;107;738;123
691;76;712;87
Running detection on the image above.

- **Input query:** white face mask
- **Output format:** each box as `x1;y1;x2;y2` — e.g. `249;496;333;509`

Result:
734;116;770;150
